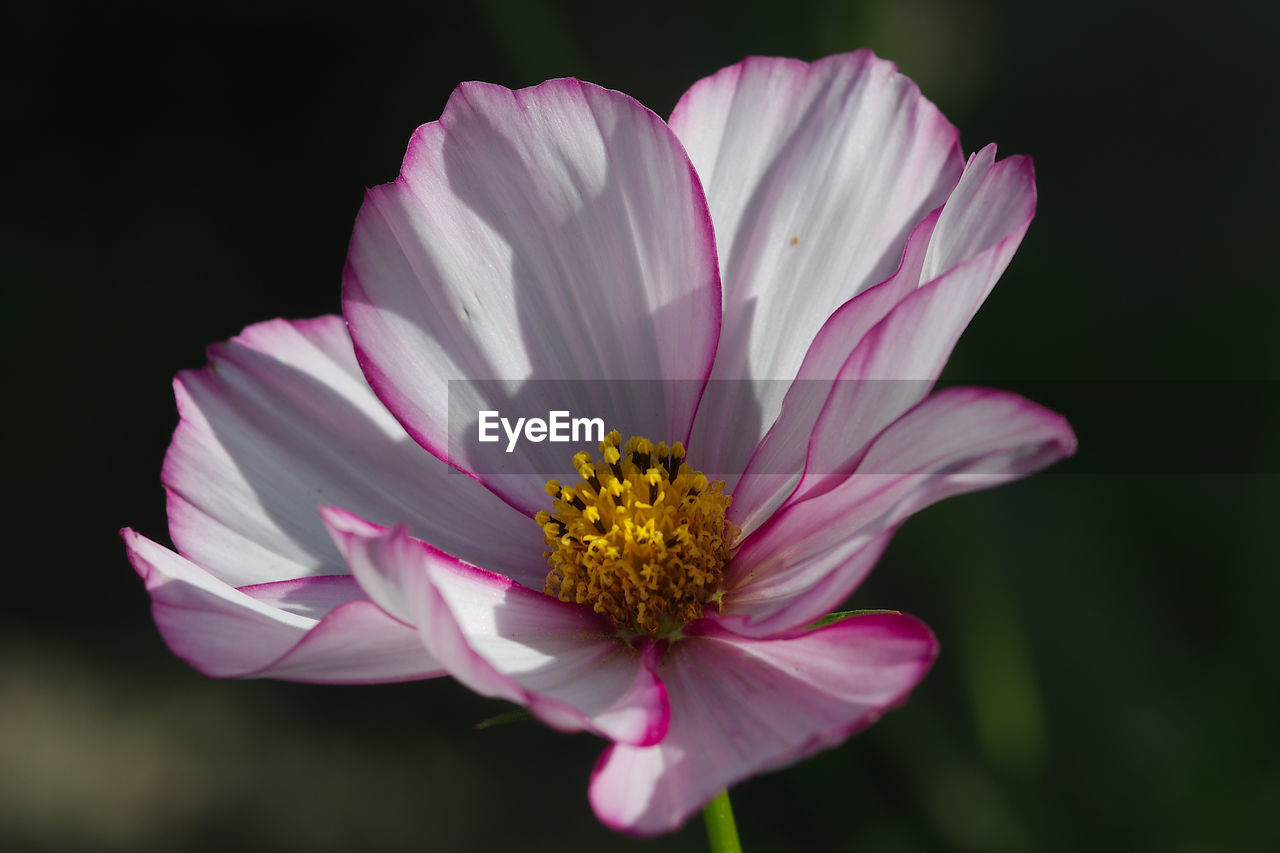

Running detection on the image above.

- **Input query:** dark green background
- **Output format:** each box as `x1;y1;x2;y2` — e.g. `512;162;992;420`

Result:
6;0;1277;850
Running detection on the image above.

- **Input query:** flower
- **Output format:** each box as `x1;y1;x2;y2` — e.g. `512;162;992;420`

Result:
123;51;1076;835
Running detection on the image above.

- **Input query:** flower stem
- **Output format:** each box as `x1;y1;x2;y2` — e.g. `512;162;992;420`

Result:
702;789;743;853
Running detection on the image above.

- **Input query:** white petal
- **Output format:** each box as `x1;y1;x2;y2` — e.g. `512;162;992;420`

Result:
729;209;942;537
343;78;721;515
729;145;1037;530
721;388;1076;636
163;315;546;589
794;150;1037;504
323;507;671;745
674;52;964;478
589;614;936;835
124;529;442;683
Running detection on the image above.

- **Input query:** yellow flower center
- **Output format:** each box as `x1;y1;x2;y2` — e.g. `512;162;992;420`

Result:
538;431;737;637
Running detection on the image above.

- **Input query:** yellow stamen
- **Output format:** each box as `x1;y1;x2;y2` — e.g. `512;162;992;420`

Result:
540;431;738;636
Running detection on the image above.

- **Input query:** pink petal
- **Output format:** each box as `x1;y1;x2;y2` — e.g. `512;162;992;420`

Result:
343;78;721;516
163;315;546;590
123;529;442;683
237;574;368;618
729;209;942;536
323;507;670;746
720;388;1076;637
794;146;1037;504
673;52;964;480
730;144;1037;531
589;613;937;835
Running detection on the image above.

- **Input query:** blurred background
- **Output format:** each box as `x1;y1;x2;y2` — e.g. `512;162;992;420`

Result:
5;0;1278;850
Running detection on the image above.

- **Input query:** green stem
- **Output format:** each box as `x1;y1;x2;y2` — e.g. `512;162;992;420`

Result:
702;789;743;853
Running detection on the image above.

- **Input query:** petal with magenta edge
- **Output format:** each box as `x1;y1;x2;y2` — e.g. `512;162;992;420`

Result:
589;613;937;835
323;507;671;746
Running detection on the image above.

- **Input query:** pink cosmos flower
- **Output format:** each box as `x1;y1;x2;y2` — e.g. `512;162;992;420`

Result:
123;51;1076;835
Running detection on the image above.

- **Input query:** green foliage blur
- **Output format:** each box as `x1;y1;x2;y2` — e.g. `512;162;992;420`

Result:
5;0;1277;850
